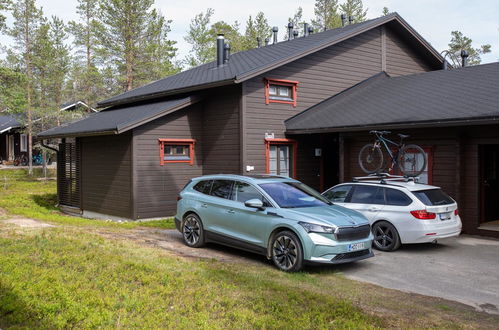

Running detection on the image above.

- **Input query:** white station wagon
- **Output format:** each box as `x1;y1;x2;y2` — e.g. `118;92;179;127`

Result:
322;177;462;251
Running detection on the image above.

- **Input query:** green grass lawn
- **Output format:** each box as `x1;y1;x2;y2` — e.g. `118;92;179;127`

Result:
0;170;497;329
0;169;174;229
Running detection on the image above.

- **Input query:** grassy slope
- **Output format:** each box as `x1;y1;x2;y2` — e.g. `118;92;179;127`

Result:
0;170;497;328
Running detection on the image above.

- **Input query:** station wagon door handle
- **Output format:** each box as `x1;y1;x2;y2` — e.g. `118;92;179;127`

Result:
227;209;235;214
201;203;208;208
368;207;379;212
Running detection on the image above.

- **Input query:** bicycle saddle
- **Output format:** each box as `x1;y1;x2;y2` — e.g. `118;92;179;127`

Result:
398;134;410;139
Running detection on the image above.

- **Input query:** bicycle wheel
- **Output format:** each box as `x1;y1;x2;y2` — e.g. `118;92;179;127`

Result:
397;144;426;177
358;144;384;174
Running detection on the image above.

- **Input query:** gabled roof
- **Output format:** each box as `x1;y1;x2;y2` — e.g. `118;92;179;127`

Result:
285;62;499;133
38;96;200;138
60;101;97;112
98;12;443;108
0;115;22;133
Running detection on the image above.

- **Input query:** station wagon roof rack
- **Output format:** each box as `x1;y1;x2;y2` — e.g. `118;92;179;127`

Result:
352;173;419;184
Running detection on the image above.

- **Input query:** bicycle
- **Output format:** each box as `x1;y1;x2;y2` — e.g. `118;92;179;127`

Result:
33;153;43;166
13;154;28;167
358;130;427;177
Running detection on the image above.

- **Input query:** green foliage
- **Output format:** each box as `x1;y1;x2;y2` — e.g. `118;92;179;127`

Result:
0;65;27;114
382;6;390;16
0;0;10;34
184;8;215;67
340;0;367;23
285;7;304;39
447;30;492;66
312;0;341;31
243;12;271;50
97;0;178;91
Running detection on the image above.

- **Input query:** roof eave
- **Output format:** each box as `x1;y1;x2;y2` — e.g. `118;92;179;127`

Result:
97;79;234;108
286;116;499;134
37;130;118;139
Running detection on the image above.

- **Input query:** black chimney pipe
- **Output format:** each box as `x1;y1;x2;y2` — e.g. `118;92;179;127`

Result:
265;37;270;46
216;34;224;67
461;49;469;67
256;37;261;48
293;30;299;39
348;16;354;25
287;22;293;41
303;23;309;36
272;26;278;44
308;26;314;35
341;14;347;27
223;43;230;64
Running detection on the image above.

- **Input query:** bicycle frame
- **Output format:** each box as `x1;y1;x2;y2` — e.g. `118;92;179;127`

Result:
374;133;404;168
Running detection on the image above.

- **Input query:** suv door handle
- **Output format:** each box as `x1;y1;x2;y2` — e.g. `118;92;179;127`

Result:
227;209;235;214
201;203;208;208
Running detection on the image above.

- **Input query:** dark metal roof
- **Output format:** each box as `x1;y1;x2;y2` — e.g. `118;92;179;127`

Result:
98;13;443;108
38;96;200;138
0;115;22;133
285;62;499;133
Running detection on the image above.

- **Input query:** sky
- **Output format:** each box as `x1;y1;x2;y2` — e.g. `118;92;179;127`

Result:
1;0;498;65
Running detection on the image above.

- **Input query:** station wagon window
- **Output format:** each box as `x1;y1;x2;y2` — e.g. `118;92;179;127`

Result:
159;139;196;166
323;185;352;203
232;181;271;206
385;188;412;206
350;185;385;204
193;180;212;195
210;180;234;199
264;78;298;107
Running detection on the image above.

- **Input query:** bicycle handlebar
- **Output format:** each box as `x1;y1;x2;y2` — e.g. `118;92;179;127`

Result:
369;130;391;135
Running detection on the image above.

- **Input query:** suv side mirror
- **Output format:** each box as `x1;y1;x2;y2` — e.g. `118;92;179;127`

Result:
244;199;265;210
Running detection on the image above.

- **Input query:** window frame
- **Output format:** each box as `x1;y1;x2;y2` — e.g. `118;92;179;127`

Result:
158;138;196;166
20;133;27;152
264;78;298;107
264;138;298;178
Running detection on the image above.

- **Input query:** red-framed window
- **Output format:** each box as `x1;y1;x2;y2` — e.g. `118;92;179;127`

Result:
264;78;298;107
159;139;196;166
265;138;298;178
391;146;433;184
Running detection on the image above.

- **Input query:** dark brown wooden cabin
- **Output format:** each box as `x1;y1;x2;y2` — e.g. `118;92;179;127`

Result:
0;115;27;164
46;12;499;238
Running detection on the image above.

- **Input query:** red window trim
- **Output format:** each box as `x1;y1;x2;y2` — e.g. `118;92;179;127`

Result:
390;146;433;184
159;138;196;166
264;78;298;107
264;138;298;178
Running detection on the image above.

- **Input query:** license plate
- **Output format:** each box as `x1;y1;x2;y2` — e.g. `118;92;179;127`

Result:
348;242;365;251
439;212;451;220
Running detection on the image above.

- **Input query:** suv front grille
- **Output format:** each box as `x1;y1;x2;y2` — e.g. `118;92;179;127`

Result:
332;249;370;261
335;224;370;241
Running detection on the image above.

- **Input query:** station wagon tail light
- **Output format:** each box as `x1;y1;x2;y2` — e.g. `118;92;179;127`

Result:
410;210;436;220
454;209;459;216
298;221;336;234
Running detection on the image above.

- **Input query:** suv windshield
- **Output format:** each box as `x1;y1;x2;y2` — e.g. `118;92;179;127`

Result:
259;182;331;208
413;189;454;206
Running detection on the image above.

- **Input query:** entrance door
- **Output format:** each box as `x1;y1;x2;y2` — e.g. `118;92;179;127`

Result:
481;145;499;223
269;144;292;177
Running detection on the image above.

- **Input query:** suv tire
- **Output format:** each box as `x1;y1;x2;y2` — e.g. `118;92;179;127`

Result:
182;213;205;248
271;231;304;272
372;221;401;251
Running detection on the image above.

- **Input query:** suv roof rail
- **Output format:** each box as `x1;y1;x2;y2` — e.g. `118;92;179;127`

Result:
352;173;419;184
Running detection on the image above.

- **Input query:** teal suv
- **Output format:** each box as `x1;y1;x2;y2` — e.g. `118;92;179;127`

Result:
175;175;374;272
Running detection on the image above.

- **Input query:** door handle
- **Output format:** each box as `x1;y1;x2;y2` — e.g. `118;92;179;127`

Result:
368;207;378;212
201;203;208;208
227;209;235;214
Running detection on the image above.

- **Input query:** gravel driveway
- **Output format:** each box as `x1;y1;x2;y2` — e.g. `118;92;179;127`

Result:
332;235;499;314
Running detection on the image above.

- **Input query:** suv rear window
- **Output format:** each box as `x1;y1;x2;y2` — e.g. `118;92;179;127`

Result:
210;180;234;199
413;189;454;206
193;180;212;194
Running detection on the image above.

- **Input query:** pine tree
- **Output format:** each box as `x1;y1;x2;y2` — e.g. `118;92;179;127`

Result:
312;0;341;31
0;65;27;114
184;8;214;67
67;0;103;107
8;0;44;175
382;7;389;16
447;31;491;66
209;20;244;53
243;12;271;49
340;0;367;23
0;0;10;35
285;7;303;39
98;0;178;91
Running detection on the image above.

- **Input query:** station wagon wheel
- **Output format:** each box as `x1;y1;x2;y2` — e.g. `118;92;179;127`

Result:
182;214;205;248
372;221;401;251
271;231;303;272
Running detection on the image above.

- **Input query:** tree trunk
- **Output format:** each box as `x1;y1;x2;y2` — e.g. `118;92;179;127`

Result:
24;3;33;176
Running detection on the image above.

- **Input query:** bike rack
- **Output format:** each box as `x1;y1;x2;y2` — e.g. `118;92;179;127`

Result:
352;173;419;184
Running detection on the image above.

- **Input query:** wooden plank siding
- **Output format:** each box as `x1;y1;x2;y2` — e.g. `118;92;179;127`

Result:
133;103;204;219
243;25;436;189
80;133;133;218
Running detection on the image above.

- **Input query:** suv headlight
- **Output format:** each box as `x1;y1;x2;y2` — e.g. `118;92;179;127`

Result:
298;221;336;234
